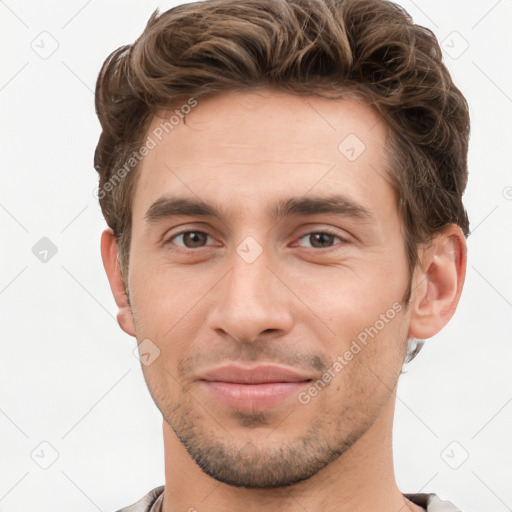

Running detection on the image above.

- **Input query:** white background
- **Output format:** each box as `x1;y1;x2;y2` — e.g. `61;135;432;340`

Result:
0;1;511;511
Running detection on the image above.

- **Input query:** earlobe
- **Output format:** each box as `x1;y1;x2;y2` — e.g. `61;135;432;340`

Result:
100;228;136;337
408;225;467;340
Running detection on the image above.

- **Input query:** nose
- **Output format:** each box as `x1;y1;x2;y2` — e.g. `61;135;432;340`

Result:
207;250;295;343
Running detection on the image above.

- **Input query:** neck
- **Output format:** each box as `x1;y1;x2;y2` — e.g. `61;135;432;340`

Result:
160;396;420;512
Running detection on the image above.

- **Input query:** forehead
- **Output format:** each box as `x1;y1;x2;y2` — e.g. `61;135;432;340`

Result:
132;89;393;220
146;89;387;160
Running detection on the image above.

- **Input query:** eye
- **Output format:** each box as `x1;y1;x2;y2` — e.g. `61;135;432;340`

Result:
169;231;212;248
297;231;344;249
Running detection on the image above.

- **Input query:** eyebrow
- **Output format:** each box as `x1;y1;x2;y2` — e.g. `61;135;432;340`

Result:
144;194;376;225
145;197;222;223
271;195;376;223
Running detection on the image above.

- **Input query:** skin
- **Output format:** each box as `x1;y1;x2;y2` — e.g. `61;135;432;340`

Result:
101;88;466;512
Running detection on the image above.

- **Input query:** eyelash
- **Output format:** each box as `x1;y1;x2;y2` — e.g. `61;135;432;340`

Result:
164;231;219;253
295;229;347;249
165;229;347;251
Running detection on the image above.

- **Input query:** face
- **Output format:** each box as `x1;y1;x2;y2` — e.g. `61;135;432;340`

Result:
126;89;413;488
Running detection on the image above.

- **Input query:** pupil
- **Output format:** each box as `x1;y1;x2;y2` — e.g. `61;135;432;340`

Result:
311;233;334;248
184;232;206;248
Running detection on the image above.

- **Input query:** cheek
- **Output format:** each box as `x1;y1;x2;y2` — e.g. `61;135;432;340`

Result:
323;315;408;413
299;268;410;379
139;360;183;424
301;267;407;331
129;260;201;329
129;267;221;387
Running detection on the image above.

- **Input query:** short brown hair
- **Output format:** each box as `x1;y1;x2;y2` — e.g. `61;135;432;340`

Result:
94;0;470;298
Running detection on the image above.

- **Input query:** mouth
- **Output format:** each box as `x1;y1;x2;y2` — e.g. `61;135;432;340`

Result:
197;364;314;410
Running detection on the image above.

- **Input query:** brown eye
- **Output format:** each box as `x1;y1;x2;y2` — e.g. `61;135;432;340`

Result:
297;232;343;249
172;231;210;248
310;233;335;248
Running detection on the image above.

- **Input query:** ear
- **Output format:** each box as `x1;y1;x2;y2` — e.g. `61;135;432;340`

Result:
100;228;136;337
408;225;467;340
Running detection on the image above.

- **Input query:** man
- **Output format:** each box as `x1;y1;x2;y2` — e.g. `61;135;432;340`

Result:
94;0;469;510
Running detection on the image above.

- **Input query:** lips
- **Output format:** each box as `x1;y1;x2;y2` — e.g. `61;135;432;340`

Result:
198;364;313;410
200;364;313;384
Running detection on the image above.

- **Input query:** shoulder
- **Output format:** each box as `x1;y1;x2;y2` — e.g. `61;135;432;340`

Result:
404;493;463;512
113;486;165;512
